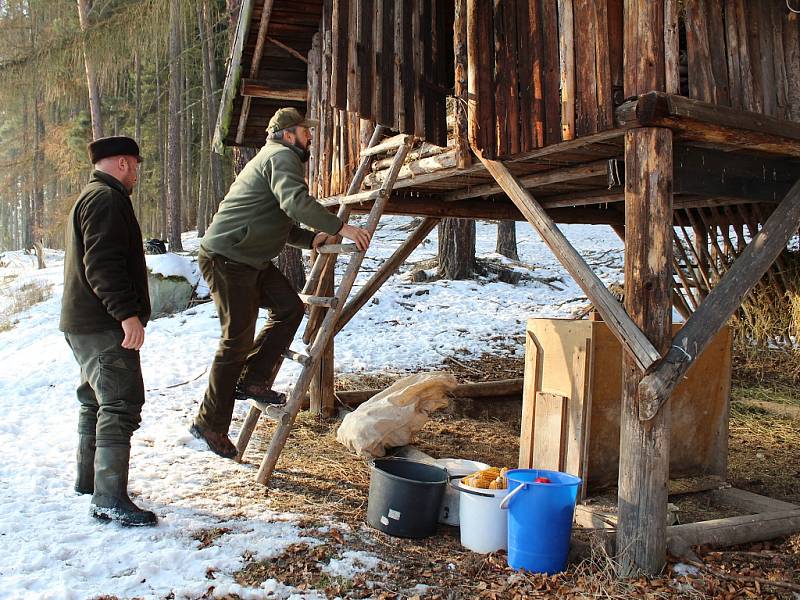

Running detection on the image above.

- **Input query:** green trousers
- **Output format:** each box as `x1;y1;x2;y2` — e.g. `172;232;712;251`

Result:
196;251;304;433
64;328;145;448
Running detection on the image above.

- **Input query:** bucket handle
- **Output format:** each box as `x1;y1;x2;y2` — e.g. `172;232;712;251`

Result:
499;482;526;510
448;478;496;498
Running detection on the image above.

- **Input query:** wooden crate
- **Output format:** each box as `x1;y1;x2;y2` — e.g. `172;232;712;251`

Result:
520;318;731;497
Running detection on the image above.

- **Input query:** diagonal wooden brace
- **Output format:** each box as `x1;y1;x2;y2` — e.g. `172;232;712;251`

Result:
478;156;661;372
638;177;800;421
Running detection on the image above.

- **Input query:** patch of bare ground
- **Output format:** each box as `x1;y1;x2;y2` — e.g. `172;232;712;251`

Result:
215;352;800;598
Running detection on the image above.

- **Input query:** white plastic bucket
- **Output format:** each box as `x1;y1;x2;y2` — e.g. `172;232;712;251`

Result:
456;478;509;554
433;458;488;526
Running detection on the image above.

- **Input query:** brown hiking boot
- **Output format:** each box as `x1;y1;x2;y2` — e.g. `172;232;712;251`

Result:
234;382;287;405
189;423;238;459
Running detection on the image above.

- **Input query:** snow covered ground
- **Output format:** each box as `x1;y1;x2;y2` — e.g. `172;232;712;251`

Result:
0;218;622;599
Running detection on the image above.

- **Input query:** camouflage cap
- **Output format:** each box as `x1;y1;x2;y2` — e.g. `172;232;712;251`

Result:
266;107;319;133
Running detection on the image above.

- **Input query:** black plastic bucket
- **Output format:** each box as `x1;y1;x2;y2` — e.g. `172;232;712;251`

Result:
366;458;448;538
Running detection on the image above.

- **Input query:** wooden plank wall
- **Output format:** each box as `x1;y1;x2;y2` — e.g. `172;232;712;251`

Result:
468;0;620;159
683;0;800;121
308;0;453;196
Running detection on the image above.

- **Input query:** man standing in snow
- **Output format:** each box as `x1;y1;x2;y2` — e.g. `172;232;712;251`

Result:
191;107;371;459
60;136;157;527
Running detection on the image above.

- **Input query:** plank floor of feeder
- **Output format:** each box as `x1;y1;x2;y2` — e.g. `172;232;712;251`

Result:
360;130;626;202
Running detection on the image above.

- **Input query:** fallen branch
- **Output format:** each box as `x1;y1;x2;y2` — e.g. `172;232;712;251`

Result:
146;367;208;392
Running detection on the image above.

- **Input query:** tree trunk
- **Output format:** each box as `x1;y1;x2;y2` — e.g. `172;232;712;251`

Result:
181;54;193;232
166;0;183;252
201;0;225;211
156;56;167;238
437;218;476;279
496;220;519;260
197;90;210;237
134;51;142;216
277;247;306;291
31;91;45;254
76;0;103;139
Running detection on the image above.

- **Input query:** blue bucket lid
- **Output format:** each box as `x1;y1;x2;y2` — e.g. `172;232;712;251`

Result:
506;468;581;487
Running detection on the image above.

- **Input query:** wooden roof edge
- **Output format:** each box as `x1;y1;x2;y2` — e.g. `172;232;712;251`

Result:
212;0;257;154
616;92;800;158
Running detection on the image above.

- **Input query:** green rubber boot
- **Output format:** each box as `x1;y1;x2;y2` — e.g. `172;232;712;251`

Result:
74;434;96;495
91;446;157;527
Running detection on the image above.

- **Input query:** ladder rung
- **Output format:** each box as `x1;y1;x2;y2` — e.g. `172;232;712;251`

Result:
248;399;288;421
298;294;338;308
319;188;384;208
315;243;359;254
284;349;311;365
359;134;413;157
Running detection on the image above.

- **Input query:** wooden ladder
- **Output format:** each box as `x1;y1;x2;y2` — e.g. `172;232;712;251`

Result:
235;128;414;486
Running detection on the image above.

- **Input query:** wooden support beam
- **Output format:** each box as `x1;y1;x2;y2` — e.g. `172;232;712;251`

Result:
667;510;800;550
617;92;800;157
240;79;306;101
617;127;673;577
235;0;275;145
443;159;611;202
348;197;625;225
335;217;439;335
477;155;660;372
638;177;800;421
711;488;799;514
536;190;624;209
309;272;335;417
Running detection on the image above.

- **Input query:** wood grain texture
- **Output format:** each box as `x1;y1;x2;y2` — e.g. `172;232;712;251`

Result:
617;126;673;577
532;392;569;471
623;0;666;96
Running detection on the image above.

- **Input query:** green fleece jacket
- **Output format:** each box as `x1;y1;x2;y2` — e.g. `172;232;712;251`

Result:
200;140;343;268
59;171;151;333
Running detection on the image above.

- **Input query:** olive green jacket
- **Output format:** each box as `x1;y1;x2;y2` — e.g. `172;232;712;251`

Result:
60;171;151;333
200;140;343;268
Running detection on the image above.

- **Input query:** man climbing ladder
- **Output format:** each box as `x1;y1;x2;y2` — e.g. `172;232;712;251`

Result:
191;107;372;459
232;127;415;487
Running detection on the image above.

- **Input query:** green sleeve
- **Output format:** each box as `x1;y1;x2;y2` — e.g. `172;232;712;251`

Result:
286;224;316;249
269;152;343;235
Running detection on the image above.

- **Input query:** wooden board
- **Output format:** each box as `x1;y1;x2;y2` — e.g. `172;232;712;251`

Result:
520;319;593;479
521;318;731;495
531;392;568;471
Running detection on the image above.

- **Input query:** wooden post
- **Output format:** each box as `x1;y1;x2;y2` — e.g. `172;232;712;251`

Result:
618;127;673;576
309;272;336;417
453;0;471;168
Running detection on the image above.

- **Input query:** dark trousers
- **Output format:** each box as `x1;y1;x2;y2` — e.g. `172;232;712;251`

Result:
64;329;145;448
196;251;304;433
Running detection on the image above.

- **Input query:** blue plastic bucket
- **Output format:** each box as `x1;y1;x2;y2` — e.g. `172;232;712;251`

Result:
499;469;581;574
